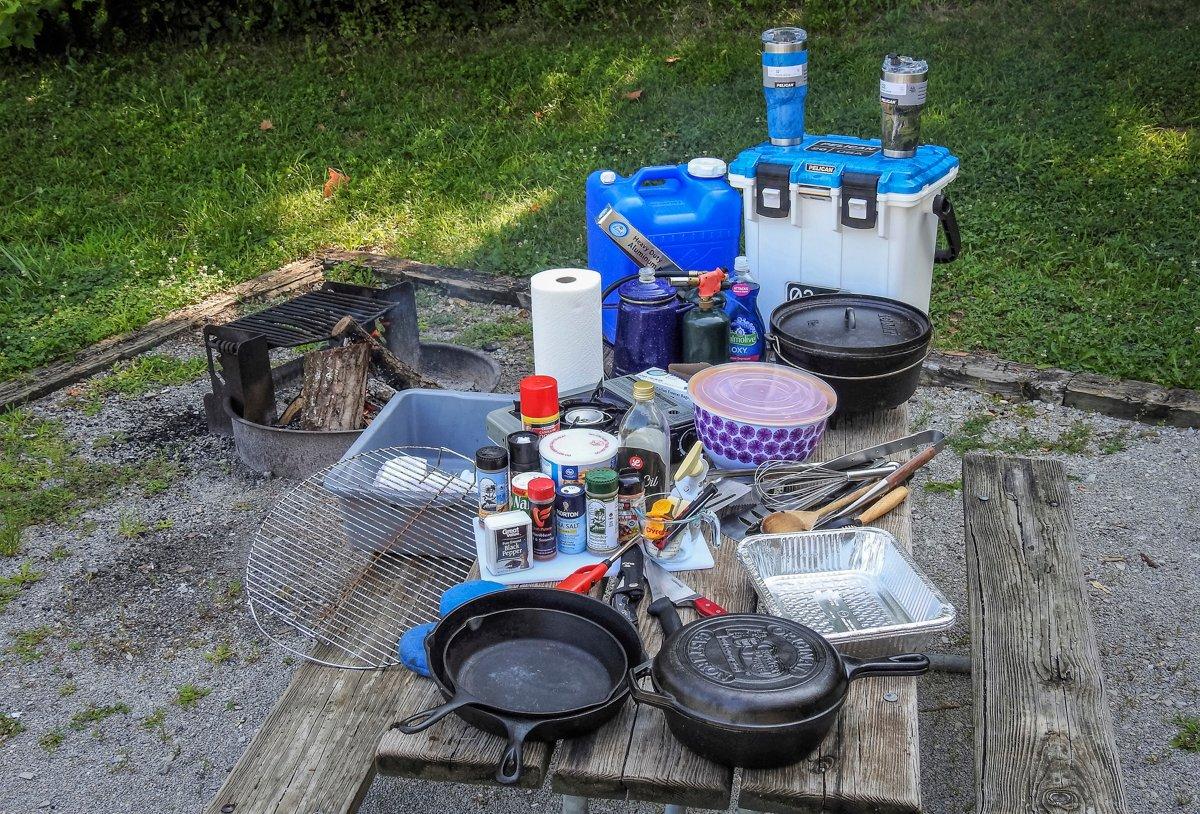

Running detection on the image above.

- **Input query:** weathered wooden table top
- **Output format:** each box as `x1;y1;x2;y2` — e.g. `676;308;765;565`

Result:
375;406;922;813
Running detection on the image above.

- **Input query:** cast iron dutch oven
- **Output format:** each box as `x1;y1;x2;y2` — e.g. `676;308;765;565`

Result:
769;293;932;414
394;587;643;785
628;612;929;768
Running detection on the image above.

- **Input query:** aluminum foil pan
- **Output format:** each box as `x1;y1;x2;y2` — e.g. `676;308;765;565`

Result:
736;527;955;657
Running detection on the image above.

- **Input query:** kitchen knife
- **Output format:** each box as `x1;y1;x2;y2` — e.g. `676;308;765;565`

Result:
643;557;727;617
609;546;645;624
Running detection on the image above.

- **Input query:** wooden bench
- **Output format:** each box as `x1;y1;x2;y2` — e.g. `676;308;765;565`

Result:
962;454;1130;814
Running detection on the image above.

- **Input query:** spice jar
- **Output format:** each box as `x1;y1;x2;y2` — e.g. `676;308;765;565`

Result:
584;468;619;555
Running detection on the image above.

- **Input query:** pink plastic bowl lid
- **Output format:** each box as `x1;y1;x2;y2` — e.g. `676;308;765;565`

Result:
687;363;837;426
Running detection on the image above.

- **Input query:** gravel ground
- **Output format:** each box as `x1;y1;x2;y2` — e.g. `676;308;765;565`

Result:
1;296;1197;814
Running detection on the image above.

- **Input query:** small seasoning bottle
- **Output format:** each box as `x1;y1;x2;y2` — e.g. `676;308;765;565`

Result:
481;510;532;574
555;484;587;554
527;477;558;561
509;471;540;514
584;468;619;555
475;445;509;518
520;375;561;437
507;430;541;497
616;469;645;546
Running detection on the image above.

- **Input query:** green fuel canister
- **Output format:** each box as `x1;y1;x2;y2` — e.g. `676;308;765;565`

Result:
682;270;731;366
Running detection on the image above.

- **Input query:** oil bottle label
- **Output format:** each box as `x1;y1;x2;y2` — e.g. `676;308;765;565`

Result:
618;447;668;496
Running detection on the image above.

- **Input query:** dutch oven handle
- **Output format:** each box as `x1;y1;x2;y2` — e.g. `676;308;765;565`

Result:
495;717;541;785
843;653;931;682
933;193;960;264
627;661;680;711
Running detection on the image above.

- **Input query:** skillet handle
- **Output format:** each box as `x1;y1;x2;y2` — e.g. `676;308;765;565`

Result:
495;718;539;785
392;695;475;734
627;661;679;711
844;653;930;682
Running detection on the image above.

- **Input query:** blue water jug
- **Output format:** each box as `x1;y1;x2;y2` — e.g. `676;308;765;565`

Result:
586;158;742;343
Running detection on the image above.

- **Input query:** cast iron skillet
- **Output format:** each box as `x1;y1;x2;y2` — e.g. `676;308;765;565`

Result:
394;587;643;784
628;601;929;769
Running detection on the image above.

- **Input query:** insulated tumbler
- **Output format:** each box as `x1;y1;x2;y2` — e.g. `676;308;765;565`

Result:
880;54;928;158
761;27;808;146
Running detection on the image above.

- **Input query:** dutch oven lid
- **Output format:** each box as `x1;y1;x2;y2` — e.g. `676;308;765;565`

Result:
770;294;931;357
652;614;846;726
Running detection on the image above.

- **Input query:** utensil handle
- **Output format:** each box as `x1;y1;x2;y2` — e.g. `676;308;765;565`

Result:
691;596;727;617
856;486;909;525
884;445;940;487
816;482;875;518
648;596;683;637
556;563;607;594
393;695;474;734
844;653;931;681
495;717;539;785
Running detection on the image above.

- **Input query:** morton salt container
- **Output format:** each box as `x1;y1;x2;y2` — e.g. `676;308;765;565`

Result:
586;159;742;342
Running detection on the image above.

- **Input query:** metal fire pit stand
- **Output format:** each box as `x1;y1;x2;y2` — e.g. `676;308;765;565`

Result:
204;280;420;434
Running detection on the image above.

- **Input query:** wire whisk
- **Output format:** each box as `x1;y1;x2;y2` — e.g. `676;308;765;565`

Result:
753;459;899;511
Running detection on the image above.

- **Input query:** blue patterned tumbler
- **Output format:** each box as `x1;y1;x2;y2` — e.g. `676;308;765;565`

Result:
761;28;808;146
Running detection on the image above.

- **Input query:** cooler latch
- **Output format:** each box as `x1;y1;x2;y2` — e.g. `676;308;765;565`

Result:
755;162;791;219
840;170;880;229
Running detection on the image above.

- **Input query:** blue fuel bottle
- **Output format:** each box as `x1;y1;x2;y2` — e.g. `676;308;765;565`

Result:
725;256;766;362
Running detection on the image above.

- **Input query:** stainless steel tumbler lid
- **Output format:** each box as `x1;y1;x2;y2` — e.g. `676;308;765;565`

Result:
762;27;808;53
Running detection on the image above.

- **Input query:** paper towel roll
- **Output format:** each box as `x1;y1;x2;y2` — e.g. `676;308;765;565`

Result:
531;268;604;393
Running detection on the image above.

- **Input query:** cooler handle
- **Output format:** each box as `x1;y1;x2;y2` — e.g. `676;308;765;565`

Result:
631;165;686;195
933;193;960;264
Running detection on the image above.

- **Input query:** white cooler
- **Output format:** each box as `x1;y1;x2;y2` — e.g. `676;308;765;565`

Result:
728;134;960;319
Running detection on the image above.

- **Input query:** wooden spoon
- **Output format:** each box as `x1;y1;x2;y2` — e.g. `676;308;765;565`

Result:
760;483;874;534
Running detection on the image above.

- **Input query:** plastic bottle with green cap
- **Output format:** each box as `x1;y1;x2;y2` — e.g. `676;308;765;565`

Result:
584;468;619;555
617;380;673;497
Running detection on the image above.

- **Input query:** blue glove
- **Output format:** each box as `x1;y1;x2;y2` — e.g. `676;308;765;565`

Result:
398;622;436;677
439;579;506;616
397;581;507;677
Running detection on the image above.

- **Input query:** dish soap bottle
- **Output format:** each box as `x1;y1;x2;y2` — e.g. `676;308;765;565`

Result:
617;380;672;498
724;255;766;362
681;269;729;367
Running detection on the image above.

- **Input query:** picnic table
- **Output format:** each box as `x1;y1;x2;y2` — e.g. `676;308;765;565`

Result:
376;406;922;813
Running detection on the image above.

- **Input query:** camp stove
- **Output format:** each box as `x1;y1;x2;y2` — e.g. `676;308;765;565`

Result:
203;280;419;434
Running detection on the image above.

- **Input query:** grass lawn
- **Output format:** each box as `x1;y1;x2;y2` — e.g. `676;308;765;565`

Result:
1;0;1198;387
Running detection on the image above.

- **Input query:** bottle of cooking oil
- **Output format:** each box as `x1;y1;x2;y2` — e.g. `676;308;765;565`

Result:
617;381;672;498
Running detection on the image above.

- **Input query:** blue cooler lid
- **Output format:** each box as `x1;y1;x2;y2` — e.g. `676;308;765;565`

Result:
729;134;957;195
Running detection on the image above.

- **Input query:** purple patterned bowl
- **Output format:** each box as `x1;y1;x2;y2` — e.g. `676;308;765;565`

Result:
687;363;837;469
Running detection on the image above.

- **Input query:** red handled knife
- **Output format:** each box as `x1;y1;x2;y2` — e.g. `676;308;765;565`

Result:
642;557;727;617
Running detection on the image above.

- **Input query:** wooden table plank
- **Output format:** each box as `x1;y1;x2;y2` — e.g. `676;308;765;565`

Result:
962;455;1129;814
739;407;923;814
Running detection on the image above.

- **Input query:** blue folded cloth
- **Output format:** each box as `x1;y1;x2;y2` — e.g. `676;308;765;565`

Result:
397;580;507;676
439;580;506;617
397;622;436;676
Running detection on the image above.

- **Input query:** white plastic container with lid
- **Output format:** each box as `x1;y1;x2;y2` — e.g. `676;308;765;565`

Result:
538;428;618;488
728;134;960;319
